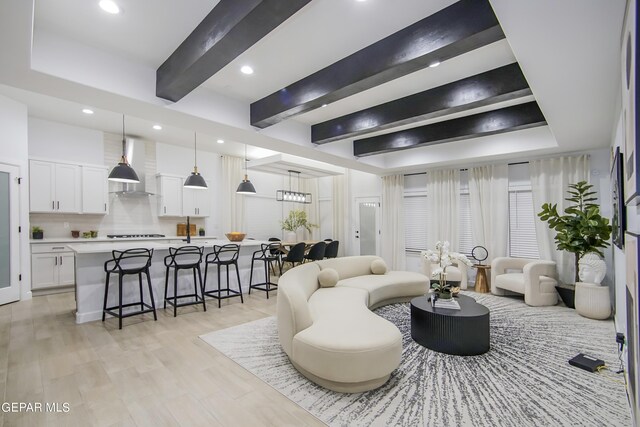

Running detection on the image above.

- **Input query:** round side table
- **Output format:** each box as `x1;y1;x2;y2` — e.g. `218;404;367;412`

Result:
474;265;491;293
575;282;611;320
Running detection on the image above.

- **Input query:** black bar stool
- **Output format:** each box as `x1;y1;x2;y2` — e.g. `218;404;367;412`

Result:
163;246;206;317
102;248;157;329
249;242;281;299
203;244;243;308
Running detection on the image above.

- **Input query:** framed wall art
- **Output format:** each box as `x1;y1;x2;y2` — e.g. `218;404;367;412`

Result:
626;231;640;419
623;0;640;205
612;146;626;249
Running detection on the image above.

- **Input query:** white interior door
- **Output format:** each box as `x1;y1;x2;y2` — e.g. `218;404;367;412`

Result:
0;164;20;305
353;197;380;256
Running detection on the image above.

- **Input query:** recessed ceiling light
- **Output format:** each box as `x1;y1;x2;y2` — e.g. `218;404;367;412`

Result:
321;104;328;108
240;65;254;75
82;108;94;115
217;139;224;144
152;124;162;130
99;0;120;14
429;61;441;68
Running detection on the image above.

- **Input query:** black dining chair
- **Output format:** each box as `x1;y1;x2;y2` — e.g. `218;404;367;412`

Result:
203;244;243;308
324;240;339;259
103;248;156;330
249;242;281;299
163;246;206;317
281;242;306;270
304;241;326;263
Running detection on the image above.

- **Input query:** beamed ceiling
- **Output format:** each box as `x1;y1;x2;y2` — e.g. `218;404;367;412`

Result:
156;0;545;159
0;0;626;174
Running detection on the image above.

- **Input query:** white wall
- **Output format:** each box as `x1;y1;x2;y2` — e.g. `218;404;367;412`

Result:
0;95;30;300
28;118;104;165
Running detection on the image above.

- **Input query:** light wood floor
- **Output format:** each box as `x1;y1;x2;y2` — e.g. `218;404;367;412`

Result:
0;288;326;427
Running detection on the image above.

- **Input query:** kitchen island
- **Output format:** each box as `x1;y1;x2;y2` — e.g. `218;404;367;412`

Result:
68;239;270;324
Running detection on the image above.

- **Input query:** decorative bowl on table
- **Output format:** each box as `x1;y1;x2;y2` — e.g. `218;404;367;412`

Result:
225;232;246;242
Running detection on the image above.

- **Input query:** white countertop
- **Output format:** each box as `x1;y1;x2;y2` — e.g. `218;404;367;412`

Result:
30;235;220;244
68;239;269;254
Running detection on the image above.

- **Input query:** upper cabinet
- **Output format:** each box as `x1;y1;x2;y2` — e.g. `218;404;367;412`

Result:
157;174;210;217
30;160;81;213
81;166;109;214
157;174;183;217
183;186;210;217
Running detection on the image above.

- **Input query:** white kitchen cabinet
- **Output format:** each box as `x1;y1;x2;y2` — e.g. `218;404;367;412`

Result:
29;160;81;213
183;186;210;217
156;174;183;217
31;245;75;290
82;166;109;214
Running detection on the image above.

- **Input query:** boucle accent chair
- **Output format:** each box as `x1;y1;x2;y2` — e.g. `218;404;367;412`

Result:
276;255;428;393
421;257;469;289
490;257;558;306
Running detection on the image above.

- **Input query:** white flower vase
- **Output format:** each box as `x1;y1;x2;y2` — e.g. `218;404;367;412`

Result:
285;231;297;243
296;228;305;242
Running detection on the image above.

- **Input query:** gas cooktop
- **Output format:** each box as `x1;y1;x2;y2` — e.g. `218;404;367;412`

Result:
106;234;166;239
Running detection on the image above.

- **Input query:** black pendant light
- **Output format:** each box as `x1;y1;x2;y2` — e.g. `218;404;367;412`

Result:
236;144;256;194
108;115;140;183
184;132;208;189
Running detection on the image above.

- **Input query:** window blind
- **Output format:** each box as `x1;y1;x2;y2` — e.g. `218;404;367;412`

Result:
458;192;473;256
508;190;540;259
404;195;428;251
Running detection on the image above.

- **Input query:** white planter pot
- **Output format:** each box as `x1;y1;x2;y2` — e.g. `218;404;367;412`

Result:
285;231;297;243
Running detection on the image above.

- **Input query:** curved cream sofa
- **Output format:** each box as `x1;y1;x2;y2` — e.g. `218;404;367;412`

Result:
277;256;428;393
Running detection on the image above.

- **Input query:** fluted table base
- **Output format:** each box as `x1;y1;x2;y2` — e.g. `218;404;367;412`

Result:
410;295;490;356
575;282;611;320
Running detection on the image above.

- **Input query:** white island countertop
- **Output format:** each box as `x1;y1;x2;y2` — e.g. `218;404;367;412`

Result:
30;235;222;244
67;239;269;254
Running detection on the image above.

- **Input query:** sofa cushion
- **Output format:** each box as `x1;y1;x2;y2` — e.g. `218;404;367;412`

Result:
495;273;557;294
337;271;428;307
371;259;387;275
318;268;339;288
316;256;381;280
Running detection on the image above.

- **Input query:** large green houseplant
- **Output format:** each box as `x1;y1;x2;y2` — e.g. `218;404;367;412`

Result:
538;181;612;305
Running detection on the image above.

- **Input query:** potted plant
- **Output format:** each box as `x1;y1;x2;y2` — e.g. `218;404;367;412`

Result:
32;226;44;239
538;181;612;308
421;241;472;299
199;227;205;237
281;210;317;242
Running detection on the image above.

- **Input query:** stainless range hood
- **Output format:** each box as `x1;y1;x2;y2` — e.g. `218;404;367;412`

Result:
110;138;155;197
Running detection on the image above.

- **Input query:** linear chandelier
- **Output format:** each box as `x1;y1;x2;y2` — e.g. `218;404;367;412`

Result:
276;170;312;204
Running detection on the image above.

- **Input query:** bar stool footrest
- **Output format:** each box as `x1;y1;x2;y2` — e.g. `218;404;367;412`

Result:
165;294;205;308
104;303;155;319
249;282;278;292
204;289;243;300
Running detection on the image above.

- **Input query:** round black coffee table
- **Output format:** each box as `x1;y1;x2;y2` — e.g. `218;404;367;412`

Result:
410;294;490;356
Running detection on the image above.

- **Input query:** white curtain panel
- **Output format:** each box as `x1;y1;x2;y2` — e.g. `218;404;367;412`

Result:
470;164;509;261
302;177;320;241
530;155;590;283
221;155;245;232
381;174;406;270
332;175;347;257
426;168;460;251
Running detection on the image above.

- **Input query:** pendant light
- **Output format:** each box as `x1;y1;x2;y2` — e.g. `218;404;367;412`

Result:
236;144;256;194
108;115;140;183
183;132;207;189
276;170;312;204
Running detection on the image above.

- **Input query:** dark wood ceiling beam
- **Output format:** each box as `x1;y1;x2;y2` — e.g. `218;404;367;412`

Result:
353;101;546;157
311;63;531;144
250;0;505;128
156;0;311;102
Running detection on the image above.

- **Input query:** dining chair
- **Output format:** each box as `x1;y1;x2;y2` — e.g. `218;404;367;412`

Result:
281;242;306;270
304;241;326;263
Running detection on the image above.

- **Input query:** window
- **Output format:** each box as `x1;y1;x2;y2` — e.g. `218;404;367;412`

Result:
458;192;473;256
508;190;540;258
404;194;428;251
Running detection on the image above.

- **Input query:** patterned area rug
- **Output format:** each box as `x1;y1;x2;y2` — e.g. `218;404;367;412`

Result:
200;293;631;426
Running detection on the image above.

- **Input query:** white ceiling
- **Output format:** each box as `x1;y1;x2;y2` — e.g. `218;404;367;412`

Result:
0;0;627;175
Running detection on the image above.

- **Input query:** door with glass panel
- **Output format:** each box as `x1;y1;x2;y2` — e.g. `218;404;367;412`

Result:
354;197;380;256
0;164;20;305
